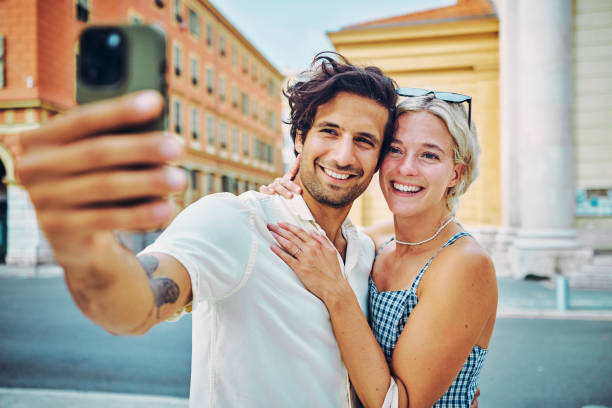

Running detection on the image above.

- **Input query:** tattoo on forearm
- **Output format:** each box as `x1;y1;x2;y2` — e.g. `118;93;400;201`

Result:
137;254;180;319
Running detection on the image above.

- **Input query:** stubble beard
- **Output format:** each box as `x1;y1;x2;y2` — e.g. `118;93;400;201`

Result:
299;165;369;209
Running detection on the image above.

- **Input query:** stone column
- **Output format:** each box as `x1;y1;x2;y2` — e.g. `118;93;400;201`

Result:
511;0;588;277
494;0;521;274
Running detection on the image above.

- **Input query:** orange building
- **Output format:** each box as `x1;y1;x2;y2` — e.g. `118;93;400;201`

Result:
0;0;284;266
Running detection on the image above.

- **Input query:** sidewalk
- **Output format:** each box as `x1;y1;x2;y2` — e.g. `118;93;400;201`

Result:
496;276;612;321
0;388;187;408
3;264;611;319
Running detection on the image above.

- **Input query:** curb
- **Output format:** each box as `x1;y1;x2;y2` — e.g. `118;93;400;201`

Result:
0;388;188;408
497;307;612;321
0;265;63;279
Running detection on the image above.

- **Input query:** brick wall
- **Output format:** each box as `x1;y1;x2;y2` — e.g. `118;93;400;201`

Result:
0;0;39;102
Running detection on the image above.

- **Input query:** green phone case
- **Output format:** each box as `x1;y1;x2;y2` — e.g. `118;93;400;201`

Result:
76;25;168;132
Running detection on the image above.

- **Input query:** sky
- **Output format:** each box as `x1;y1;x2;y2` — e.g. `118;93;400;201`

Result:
208;0;457;73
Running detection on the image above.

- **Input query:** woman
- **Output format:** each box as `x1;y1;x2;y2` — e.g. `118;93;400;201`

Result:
264;92;497;407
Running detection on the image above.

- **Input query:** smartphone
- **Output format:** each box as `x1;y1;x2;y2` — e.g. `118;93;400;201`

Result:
76;25;168;132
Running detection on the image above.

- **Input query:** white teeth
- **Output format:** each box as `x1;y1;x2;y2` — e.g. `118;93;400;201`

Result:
393;182;422;193
323;168;350;180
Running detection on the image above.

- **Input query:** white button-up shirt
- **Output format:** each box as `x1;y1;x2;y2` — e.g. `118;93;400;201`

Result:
142;191;375;407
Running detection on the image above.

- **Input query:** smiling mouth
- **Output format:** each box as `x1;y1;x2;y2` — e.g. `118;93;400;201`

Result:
392;181;424;194
320;166;355;181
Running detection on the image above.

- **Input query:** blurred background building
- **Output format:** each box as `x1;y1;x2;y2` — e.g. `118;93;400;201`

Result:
0;0;284;266
325;0;612;287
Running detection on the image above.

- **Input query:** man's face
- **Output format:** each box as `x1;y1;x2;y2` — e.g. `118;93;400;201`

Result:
295;92;388;209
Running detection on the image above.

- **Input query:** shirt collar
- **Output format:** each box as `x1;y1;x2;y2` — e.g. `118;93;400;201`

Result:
284;194;316;223
282;194;360;273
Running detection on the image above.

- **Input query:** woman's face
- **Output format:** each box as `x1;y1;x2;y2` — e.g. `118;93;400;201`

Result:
379;111;463;218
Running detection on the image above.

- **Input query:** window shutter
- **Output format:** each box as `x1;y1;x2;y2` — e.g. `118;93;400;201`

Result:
0;35;4;88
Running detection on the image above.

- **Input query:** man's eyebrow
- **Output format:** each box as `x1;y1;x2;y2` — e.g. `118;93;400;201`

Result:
314;121;342;130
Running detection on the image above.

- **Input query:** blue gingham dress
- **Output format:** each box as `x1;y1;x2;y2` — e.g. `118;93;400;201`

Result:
369;232;488;407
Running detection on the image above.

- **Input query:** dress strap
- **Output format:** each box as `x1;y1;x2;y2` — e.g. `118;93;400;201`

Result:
375;236;395;259
410;231;471;292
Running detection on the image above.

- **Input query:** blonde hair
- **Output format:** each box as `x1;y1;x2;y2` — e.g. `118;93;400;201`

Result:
395;95;480;214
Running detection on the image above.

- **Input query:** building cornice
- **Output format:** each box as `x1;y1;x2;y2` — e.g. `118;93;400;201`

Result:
0;99;66;113
328;17;499;46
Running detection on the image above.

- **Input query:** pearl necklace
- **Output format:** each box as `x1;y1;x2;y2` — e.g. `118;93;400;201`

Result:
394;216;455;246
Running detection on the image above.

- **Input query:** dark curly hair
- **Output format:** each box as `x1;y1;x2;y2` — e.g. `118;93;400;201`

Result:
284;52;397;167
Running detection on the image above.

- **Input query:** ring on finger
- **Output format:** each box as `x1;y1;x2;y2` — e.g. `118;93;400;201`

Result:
292;247;301;257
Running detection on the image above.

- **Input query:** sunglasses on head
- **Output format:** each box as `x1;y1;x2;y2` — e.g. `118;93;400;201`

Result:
396;87;472;129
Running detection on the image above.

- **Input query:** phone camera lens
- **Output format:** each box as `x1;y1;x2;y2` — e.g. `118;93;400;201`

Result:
79;28;126;86
107;33;121;48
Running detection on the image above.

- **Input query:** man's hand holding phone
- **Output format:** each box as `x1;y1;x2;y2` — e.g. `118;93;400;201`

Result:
15;24;185;269
16;91;186;266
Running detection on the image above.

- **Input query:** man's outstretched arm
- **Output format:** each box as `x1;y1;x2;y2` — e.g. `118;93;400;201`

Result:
16;91;191;335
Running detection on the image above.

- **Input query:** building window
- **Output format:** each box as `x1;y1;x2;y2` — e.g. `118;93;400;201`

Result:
242;54;248;74
269;78;275;96
269;111;275;131
0;35;5;89
219;121;227;149
173;99;182;134
206;23;212;46
190;170;199;191
174;0;182;23
252;61;257;82
207;115;214;146
243;132;249;156
268;144;273;164
221;175;229;192
207;68;213;94
188;8;199;37
173;45;182;76
232;127;238;154
191;57;198;86
191;107;199;140
206;173;213;194
76;0;90;22
232;85;238;108
252;99;257;119
232;46;237;68
254;139;260;162
244;180;250;192
220;35;226;56
241;93;249;115
219;76;226;101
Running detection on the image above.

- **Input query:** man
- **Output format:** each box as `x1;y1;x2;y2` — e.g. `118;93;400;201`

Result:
17;53;397;407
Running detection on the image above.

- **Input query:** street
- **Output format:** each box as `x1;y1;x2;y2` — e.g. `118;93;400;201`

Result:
1;277;611;407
